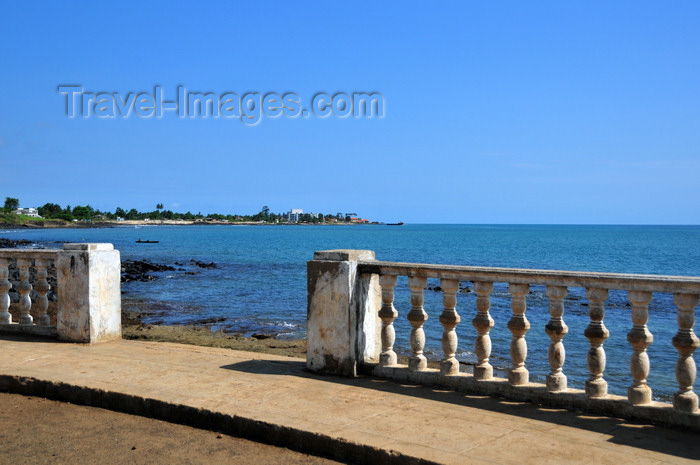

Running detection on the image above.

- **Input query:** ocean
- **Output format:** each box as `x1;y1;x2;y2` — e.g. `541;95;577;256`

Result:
2;224;699;400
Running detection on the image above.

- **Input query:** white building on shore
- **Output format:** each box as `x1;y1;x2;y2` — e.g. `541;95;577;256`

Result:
13;207;41;218
286;209;303;223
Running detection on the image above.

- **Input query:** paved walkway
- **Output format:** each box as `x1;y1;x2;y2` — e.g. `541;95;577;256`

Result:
1;335;697;465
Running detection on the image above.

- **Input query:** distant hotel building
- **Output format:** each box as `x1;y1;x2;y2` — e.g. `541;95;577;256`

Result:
286;209;323;223
13;207;41;218
286;209;303;223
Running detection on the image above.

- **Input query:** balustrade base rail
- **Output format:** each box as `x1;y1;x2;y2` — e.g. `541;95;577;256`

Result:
358;362;700;431
307;249;700;431
0;323;58;338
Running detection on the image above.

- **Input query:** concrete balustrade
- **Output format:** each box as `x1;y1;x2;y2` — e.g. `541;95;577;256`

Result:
0;243;121;343
307;250;700;430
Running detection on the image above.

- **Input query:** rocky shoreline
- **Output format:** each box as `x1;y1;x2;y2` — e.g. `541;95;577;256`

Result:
121;298;306;358
0;220;116;229
0;238;33;248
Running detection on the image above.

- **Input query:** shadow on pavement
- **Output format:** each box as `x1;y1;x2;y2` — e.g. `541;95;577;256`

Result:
221;358;699;461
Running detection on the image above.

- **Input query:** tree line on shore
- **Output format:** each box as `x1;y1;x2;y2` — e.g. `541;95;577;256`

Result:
2;197;359;224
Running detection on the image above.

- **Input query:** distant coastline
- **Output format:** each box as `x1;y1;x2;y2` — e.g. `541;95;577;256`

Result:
1;199;387;228
0;219;388;229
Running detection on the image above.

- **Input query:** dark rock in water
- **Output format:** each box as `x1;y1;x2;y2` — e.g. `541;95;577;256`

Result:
120;258;217;283
251;333;275;340
190;259;217;269
121;273;156;283
196;317;227;325
121;259;175;283
122;259;175;274
0;238;32;248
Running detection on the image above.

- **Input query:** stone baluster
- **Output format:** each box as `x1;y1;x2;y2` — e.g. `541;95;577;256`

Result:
627;290;654;405
545;285;568;392
378;274;399;367
507;283;530;385
16;258;33;325
34;258;51;326
0;258;11;324
473;281;494;380
584;288;610;398
407;276;428;371
439;278;461;375
671;293;699;413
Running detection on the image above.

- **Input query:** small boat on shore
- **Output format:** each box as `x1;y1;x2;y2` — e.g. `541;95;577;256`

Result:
136;239;159;243
387;222;404;226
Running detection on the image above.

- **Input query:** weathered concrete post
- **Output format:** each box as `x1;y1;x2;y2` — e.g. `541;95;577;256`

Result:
307;250;381;376
56;243;121;343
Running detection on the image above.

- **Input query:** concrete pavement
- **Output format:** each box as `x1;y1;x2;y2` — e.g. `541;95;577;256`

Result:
1;335;697;464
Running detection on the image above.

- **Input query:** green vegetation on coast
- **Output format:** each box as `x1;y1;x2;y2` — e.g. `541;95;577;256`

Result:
2;197;370;227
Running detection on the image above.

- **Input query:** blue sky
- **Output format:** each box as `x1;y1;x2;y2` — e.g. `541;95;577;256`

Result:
1;1;698;224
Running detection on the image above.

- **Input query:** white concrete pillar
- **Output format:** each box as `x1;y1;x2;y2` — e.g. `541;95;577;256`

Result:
56;243;121;343
306;250;381;376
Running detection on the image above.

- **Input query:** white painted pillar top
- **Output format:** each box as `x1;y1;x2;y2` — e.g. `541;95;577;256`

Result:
63;243;114;251
313;250;375;261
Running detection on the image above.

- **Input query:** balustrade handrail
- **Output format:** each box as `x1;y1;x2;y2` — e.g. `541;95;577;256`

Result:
358;260;700;293
0;249;61;259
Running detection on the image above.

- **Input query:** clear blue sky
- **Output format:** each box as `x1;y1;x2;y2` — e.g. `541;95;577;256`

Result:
1;1;698;224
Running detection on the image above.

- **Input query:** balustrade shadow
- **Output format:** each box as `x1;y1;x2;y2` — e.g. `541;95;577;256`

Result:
220;358;699;461
0;333;59;343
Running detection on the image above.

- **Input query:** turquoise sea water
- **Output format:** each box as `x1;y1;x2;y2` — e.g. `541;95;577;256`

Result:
2;224;699;400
